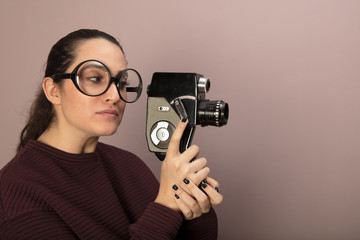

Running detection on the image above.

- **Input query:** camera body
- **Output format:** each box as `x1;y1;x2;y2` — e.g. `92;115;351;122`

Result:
146;72;229;161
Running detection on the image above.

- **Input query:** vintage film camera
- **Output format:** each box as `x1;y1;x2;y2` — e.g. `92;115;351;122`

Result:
146;72;229;161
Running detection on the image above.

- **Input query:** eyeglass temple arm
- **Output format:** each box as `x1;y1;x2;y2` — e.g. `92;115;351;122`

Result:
55;73;73;79
126;87;139;92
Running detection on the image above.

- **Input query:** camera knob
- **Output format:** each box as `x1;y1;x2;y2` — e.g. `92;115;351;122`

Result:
198;77;210;93
150;121;175;149
156;127;170;141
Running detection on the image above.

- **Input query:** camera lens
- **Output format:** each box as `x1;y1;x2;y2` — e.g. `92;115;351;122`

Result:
197;100;229;127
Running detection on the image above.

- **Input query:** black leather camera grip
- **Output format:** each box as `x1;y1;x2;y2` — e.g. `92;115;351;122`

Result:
172;98;208;195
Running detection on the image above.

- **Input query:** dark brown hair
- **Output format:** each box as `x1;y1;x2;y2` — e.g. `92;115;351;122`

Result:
17;29;124;152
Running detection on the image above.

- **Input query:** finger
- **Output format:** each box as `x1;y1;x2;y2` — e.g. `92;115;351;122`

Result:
176;156;207;183
166;118;188;159
205;177;220;192
174;193;193;220
179;144;200;163
188;156;207;172
188;166;210;186
181;178;211;214
173;184;202;219
200;180;223;205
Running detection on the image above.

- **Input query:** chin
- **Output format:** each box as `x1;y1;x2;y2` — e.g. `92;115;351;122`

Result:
99;127;119;136
104;130;118;136
93;123;120;137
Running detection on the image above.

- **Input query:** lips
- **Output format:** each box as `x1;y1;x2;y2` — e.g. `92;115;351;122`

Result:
96;109;119;118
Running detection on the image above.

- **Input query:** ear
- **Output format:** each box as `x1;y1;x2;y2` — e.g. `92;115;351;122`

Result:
42;77;61;105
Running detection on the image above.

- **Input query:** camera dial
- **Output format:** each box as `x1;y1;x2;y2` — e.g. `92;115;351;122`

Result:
150;121;175;149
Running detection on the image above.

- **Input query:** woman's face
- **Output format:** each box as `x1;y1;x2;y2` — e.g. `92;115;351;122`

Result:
56;38;128;139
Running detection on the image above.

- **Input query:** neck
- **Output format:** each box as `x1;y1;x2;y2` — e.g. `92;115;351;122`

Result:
38;124;99;154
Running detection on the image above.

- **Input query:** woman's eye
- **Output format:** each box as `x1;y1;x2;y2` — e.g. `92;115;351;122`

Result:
88;76;103;82
119;81;129;89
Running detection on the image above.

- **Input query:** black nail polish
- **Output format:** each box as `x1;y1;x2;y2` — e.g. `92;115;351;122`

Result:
183;178;190;184
215;187;219;193
182;117;188;123
172;184;178;191
175;194;180;199
201;182;208;188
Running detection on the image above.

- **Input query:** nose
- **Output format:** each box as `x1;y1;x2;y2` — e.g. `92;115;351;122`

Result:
104;82;121;103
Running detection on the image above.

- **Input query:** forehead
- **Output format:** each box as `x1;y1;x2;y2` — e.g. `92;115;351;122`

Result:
71;38;127;72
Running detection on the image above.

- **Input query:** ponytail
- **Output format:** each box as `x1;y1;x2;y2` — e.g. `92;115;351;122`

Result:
17;90;53;152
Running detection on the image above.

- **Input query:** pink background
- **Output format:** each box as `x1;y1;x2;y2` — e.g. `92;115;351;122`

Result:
1;1;360;239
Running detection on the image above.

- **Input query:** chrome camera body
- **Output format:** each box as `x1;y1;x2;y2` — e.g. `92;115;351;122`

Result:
146;72;229;161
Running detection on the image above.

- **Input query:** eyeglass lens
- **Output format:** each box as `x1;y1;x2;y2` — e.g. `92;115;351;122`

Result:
117;69;141;103
75;61;141;102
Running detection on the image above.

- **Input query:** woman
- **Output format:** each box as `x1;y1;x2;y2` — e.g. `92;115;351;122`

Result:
0;29;223;239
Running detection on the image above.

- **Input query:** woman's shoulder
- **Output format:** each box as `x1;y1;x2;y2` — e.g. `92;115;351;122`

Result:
0;147;52;221
0;146;32;182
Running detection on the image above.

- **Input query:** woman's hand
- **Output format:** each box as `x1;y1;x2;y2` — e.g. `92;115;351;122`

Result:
164;118;210;187
172;176;223;220
155;118;223;219
155;118;205;211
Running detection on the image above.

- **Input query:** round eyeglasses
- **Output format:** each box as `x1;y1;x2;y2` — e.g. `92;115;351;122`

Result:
55;60;143;103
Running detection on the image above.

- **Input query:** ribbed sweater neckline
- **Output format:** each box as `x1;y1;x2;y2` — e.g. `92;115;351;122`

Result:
27;139;100;164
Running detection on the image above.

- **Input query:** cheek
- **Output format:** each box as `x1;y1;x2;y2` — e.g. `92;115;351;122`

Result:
118;101;126;113
59;81;127;132
63;98;88;125
60;84;93;119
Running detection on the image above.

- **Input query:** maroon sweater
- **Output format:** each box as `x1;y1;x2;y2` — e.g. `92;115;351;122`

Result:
0;140;217;239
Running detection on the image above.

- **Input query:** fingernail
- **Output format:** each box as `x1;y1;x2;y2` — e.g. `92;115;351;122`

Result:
183;178;190;184
201;182;208;188
175;194;180;199
215;187;219;193
172;184;178;191
182;117;187;123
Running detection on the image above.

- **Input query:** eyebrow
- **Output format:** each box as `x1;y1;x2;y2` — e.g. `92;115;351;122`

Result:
80;63;108;71
115;69;127;78
80;62;126;78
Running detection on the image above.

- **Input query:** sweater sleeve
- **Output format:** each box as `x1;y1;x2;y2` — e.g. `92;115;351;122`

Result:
96;143;220;239
129;202;183;239
0;210;78;240
179;207;218;240
129;202;218;240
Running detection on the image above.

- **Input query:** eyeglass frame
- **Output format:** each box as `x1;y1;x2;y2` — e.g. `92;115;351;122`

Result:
54;59;143;103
